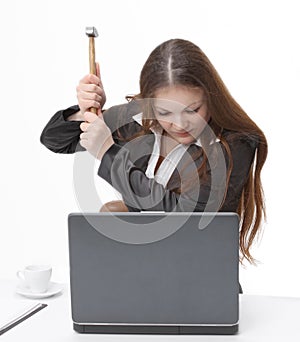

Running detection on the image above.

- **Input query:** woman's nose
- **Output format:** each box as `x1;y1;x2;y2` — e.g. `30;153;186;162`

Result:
172;114;189;130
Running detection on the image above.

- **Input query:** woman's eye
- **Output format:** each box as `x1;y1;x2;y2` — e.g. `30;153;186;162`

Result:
158;111;171;116
185;106;201;114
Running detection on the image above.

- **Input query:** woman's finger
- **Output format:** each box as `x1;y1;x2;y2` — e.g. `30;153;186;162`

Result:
77;89;102;103
79;132;88;140
80;122;90;131
96;62;106;108
96;62;104;86
96;62;100;78
77;83;103;95
77;98;101;110
79;73;100;85
84;111;99;123
97;108;102;116
79;138;89;150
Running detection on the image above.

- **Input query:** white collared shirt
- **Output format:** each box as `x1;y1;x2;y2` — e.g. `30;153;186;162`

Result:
132;113;204;188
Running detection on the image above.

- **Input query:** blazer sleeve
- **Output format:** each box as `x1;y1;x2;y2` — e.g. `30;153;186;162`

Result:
40;102;140;154
98;135;258;212
98;143;219;212
40;105;83;153
98;144;184;211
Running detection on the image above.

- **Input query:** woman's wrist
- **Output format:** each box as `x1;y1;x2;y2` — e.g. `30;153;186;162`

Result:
66;111;85;121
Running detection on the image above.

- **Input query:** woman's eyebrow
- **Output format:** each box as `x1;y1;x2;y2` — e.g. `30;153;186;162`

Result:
155;106;171;111
183;100;203;110
155;100;204;112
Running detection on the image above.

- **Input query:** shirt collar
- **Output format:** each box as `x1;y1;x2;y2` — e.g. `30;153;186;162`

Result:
132;112;219;147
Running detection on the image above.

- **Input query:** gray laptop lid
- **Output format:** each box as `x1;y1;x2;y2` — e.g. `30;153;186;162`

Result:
68;212;239;326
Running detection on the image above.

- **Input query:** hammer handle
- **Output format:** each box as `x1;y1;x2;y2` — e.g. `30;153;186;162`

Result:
89;37;97;114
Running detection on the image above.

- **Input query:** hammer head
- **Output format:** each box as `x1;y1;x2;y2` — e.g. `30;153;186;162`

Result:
85;26;98;38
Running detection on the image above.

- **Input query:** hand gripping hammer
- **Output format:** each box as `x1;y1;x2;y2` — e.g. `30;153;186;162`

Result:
85;26;98;114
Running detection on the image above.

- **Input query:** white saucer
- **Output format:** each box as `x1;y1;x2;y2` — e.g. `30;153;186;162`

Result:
16;282;63;299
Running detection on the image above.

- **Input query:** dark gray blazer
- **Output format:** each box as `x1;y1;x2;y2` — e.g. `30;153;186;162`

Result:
40;100;258;212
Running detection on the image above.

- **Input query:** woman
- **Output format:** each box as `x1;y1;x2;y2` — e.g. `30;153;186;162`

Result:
41;39;268;264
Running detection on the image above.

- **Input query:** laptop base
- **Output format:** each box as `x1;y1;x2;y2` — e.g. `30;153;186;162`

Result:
74;323;238;335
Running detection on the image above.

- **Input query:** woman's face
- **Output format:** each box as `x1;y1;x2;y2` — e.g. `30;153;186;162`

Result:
153;85;210;145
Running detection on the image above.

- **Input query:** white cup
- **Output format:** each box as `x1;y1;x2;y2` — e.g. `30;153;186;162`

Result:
17;265;52;293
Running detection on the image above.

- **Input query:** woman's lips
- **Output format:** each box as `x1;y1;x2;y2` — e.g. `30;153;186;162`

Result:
172;131;191;137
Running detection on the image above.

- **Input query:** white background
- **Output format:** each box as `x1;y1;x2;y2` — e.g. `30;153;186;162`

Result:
0;0;299;297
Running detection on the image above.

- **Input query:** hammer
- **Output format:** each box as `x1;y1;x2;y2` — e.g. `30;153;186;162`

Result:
85;26;98;114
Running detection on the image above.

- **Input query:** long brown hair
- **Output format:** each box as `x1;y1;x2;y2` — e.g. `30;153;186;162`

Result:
127;39;267;264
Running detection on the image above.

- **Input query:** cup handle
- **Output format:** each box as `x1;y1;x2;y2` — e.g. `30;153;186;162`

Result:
16;270;26;282
17;270;27;288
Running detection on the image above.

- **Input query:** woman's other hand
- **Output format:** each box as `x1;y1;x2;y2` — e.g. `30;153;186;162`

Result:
79;111;114;160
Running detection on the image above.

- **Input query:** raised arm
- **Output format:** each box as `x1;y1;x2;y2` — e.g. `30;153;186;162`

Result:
40;62;106;153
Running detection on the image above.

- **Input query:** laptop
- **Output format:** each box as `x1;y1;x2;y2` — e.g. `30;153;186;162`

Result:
68;212;239;335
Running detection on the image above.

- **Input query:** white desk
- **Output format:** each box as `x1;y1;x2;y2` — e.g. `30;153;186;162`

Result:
0;279;299;341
